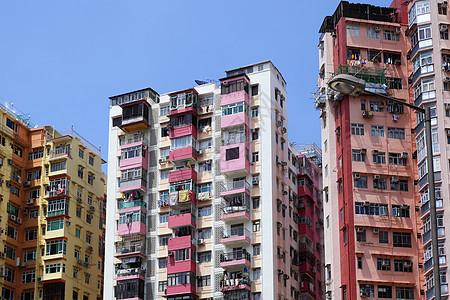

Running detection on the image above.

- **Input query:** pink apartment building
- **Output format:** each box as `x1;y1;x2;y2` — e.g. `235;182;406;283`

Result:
105;62;325;300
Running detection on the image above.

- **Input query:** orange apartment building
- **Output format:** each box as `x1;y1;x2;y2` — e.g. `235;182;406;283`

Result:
317;1;425;299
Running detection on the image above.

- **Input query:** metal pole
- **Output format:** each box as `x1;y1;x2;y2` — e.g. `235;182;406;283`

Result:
425;106;441;300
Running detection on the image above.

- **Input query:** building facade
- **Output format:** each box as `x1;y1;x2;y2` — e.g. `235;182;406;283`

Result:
105;61;324;300
317;1;426;299
0;101;106;299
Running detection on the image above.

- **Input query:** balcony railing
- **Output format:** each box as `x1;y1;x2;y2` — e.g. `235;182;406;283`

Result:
223;180;250;191
116;243;145;254
220;250;251;263
116;268;145;277
50;147;71;157
118;200;147;210
48;188;70;198
222;132;247;146
220;277;251;290
119;178;147;189
224;228;251;239
223;200;250;214
119;135;148;146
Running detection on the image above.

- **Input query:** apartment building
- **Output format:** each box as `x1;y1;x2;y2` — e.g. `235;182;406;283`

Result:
105;61;324;300
0;100;106;300
317;1;425;299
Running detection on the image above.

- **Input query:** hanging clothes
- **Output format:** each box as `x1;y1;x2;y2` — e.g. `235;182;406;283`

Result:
169;192;178;206
179;190;189;203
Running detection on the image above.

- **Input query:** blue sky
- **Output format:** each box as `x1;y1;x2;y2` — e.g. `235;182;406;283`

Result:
0;0;391;172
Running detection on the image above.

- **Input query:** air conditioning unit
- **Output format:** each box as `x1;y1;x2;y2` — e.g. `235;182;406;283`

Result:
312;267;316;272
404;261;413;267
441;25;448;32
16;218;22;224
395;27;401;33
392;176;399;182
23;181;31;187
402;152;408;157
9;214;16;221
372;150;379;155
283;191;288;195
281;161;287;167
373;228;379;234
276;120;282;127
197;239;204;245
84;262;89;267
354;173;361;180
401;204;409;209
66;221;71;226
444;77;450;83
356;227;364;233
19;262;26;268
362;110;373;118
27;199;34;205
364;201;370;207
205;159;212;164
361;292;368;297
37;277;43;282
360;148;367;154
168;251;174;256
252;178;259;185
374;26;380;32
159;158;165;164
197;150;203;155
77;259;83;265
7;159;13;166
277;269;284;275
373;175;380;180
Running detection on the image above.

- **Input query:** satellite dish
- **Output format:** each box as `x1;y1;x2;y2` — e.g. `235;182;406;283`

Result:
195;80;208;85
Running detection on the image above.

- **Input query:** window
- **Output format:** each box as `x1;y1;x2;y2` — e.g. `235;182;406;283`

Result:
394;259;413;272
354;175;368;188
86;233;91;244
6;118;15;130
379;231;389;244
383;30;399;41
158;281;168;292
160;170;169;180
75;228;81;238
21;292;34;300
47;198;68;217
350;123;364;135
360;284;374;298
5;267;14;283
27;169;41;181
356;228;366;242
352;149;366;162
47;218;64;231
252;129;259;140
347;48;360;60
87;173;94;185
389;153;407;166
50;161;66;172
198;228;212;240
25;229;37;241
46;239;67;255
357;256;362;269
198;275;211;287
253;221;261;232
346;25;359;36
371;125;384;137
160;106;169;116
367;27;380;39
252;152;259;163
159;213;169;223
378;286;392;298
439;2;448;14
198;139;212;150
198;206;212;218
221;102;249;116
372;152;386;164
199;162;212;173
393;232;411;248
368;50;382;62
392;205;410;218
441;27;449;40
74;249;80;259
76;207;81;218
6;225;17;240
22;270;35;283
387;78;403;89
377;258;391;271
198;251;211;263
387;127;405;139
226;147;239;160
159;235;171;246
355;202;388;216
167;272;196;286
4;245;15;260
390;178;408;191
251;108;259;118
28;150;43;160
253;197;260;209
384;52;401;64
373;177;387;190
395;287;414;299
174;248;190;261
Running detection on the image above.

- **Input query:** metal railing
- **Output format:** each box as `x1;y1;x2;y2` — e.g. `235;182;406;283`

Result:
223;180;250;191
220;250;251;262
116;268;145;277
118;200;147;210
50;147;71;157
119;178;147;189
224;228;251;239
223;132;247;146
117;243;145;254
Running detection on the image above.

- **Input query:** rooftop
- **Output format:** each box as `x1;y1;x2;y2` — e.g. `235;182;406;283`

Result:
0;96;35;128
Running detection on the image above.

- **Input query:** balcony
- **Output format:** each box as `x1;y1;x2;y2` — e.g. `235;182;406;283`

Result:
221;180;250;196
165;283;196;297
220;250;251;271
220;277;251;293
220;143;250;177
168;235;195;252
47;187;69;198
424;256;447;273
116;267;146;279
222;132;247;146
220;89;250;107
426;284;449;300
118;200;147;210
119;178;147;193
421;199;444;217
423;228;446;245
221;112;250;129
118;221;146;236
169;168;197;183
220;228;251;247
119;134;148;147
169;147;198;163
115;278;145;300
221;196;250;223
168;213;196;229
119;101;151;133
169;124;198;139
49;147;71;160
115;243;146;258
119;154;148;171
168;190;196;206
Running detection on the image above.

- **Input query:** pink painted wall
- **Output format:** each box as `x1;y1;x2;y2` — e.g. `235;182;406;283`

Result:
118;206;147;215
220;188;250;197
119;141;148;150
166;284;196;296
118;221;146;236
220;284;251;292
167;258;196;274
221;112;249;128
119;184;147;193
168;235;192;251
168;213;196;228
220;143;250;175
169;168;197;183
116;274;145;281
220;259;250;268
119;154;148;171
220;90;250;106
169;124;198;139
169;106;197;117
220;211;250;221
169;147;197;162
220;236;251;244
